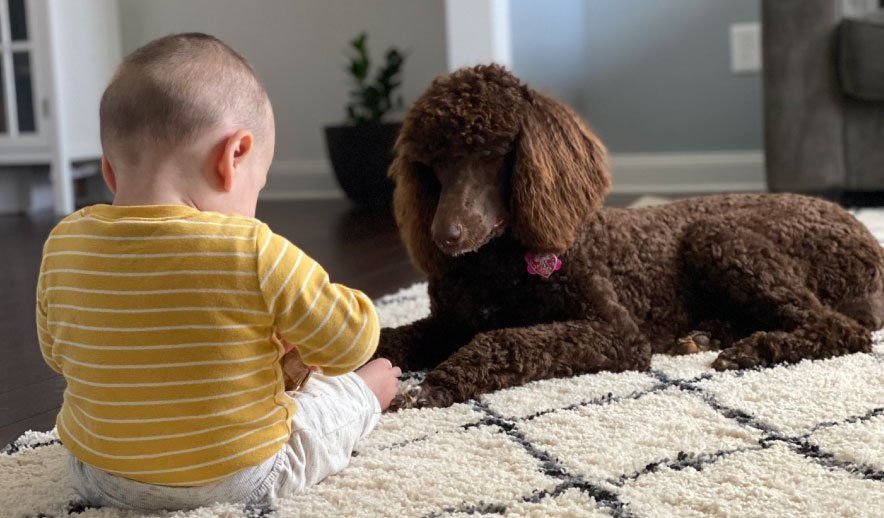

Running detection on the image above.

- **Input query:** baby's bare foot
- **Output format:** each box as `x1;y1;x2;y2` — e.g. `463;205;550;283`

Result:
357;358;401;411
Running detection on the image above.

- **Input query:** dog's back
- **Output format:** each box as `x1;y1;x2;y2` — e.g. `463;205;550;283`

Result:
621;193;884;331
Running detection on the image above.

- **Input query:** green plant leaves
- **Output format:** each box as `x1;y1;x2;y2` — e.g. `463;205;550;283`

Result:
344;33;406;125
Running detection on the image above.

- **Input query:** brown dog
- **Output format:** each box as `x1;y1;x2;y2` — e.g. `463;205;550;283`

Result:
376;64;884;409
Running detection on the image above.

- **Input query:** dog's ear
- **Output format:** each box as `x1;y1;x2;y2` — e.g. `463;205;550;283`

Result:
510;92;611;253
389;153;446;276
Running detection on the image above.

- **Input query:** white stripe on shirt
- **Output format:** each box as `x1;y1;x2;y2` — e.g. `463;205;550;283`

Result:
277;262;319;318
266;251;304;310
48;234;254;241
324;313;372;368
64;366;273;388
57;216;257;229
66;406;285;442
301;292;356;360
294;289;342;344
48;320;254;332
56;351;276;370
257;230;273;258
103;435;289;476
70;395;273;423
52;336;269;351
280;277;330;334
42;268;254;277
61;412;287;460
46;287;261;296
43;251;257;259
48;304;269;316
65;380;278;405
260;241;289;287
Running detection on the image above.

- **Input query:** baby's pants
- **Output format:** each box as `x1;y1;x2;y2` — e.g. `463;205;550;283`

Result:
68;372;380;511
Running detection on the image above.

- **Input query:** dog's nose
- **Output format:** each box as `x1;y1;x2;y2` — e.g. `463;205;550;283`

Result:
438;224;464;248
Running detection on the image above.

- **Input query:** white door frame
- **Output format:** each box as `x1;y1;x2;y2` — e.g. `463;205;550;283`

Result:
444;0;513;72
44;0;73;215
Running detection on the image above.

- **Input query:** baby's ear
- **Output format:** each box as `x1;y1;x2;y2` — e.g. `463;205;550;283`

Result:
101;156;117;194
217;130;254;191
510;92;610;253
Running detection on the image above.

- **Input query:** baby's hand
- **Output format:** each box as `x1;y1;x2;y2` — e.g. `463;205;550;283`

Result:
278;334;317;391
356;358;402;411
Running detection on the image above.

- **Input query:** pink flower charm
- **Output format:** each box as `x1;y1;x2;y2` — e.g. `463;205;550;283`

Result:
525;252;562;278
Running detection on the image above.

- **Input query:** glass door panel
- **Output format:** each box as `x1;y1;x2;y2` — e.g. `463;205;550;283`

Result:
8;0;25;41
0;0;38;137
12;51;32;132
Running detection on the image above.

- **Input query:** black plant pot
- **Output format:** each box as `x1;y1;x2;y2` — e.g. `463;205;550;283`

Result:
324;122;401;210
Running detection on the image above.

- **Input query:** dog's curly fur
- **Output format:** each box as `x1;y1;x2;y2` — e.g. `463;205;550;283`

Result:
377;65;884;408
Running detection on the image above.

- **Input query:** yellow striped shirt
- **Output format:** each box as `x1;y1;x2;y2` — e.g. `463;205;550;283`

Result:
36;204;379;486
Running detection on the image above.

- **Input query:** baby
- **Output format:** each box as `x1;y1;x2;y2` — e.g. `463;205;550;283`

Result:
36;33;400;510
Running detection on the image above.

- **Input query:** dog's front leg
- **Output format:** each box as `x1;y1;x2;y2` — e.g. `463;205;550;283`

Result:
414;314;651;408
375;316;474;372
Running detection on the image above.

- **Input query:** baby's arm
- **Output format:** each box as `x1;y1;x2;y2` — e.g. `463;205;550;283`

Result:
35;262;61;374
256;225;379;376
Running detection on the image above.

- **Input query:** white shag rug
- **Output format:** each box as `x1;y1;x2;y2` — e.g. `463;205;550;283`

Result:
3;210;884;518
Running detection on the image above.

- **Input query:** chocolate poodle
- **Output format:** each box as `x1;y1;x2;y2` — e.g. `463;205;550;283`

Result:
375;64;884;409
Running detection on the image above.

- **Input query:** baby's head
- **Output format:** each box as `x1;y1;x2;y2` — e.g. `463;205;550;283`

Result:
100;33;274;217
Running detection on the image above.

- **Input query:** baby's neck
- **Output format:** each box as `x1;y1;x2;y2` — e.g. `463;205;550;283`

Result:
111;173;201;210
112;189;198;209
111;161;206;209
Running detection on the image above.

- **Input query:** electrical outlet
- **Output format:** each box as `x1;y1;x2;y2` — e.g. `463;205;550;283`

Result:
843;0;880;17
730;22;761;73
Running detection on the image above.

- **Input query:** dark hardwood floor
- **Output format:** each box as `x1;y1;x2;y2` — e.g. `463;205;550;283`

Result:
0;199;425;447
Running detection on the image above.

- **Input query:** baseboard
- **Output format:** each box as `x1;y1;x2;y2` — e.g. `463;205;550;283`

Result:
0;167;53;215
609;151;766;194
262;151;767;200
262;159;342;201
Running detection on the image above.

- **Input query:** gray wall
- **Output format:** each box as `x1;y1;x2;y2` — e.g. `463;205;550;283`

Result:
511;0;762;153
510;0;590;112
118;0;448;167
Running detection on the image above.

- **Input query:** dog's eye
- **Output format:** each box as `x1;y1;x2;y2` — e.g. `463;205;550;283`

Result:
481;150;492;158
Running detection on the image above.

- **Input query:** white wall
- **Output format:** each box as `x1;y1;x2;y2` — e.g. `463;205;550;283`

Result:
117;0;448;196
55;0;121;160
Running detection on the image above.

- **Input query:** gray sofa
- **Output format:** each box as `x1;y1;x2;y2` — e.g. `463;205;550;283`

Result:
763;0;884;197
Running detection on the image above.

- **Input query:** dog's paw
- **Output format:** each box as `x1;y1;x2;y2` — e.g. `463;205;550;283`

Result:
669;331;720;355
388;381;458;411
711;347;758;371
387;381;425;412
416;383;457;409
711;354;739;371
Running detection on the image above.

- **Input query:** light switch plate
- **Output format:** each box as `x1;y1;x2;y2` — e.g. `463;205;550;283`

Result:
730;22;762;73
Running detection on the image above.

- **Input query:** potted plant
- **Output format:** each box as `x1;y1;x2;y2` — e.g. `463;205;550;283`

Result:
325;33;405;209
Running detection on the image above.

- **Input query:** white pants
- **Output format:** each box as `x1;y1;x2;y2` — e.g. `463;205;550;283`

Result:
68;372;381;511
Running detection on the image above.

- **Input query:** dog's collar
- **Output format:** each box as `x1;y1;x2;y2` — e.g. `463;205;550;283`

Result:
525;251;562;278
